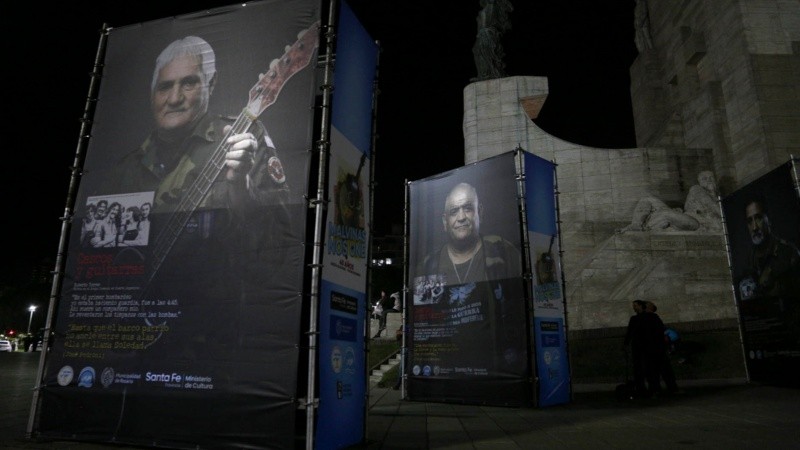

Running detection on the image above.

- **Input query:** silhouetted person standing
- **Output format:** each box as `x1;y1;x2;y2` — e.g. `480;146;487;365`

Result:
645;301;680;394
373;291;396;338
624;299;667;397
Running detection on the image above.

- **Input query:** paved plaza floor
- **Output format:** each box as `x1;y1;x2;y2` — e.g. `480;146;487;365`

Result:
3;351;799;449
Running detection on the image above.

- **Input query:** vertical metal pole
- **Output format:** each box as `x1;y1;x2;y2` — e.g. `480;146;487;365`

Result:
306;4;336;448
27;307;36;335
551;161;572;400
27;24;110;437
513;148;535;402
400;179;410;398
719;192;751;383
514;148;533;282
363;38;381;434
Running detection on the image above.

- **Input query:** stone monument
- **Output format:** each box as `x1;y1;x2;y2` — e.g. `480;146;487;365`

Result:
472;0;514;81
459;0;800;381
463;0;799;333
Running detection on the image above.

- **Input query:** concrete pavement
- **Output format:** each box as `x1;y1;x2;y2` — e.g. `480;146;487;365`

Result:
361;379;800;449
3;351;800;449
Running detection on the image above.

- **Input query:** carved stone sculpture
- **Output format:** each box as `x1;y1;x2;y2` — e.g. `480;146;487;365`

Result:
619;170;721;233
472;0;514;81
683;170;722;231
634;0;654;52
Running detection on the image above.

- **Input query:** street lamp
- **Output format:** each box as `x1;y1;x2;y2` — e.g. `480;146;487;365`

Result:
27;305;37;334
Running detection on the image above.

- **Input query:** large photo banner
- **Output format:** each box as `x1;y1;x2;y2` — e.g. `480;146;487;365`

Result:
722;161;800;386
316;1;378;448
407;152;530;406
523;151;570;406
35;1;321;448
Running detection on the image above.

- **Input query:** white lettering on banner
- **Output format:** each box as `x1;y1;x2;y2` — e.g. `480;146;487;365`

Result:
145;372;182;383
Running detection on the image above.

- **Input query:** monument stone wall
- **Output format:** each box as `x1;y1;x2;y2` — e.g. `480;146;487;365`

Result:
464;77;735;332
462;0;799;335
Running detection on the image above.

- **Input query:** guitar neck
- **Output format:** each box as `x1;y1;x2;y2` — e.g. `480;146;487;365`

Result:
146;113;253;285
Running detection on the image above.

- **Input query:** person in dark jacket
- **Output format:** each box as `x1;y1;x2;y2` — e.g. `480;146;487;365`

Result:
624;299;667;397
645;301;680;394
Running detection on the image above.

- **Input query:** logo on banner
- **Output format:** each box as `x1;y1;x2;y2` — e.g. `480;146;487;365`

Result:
331;346;343;374
57;366;74;386
267;156;286;184
101;367;115;388
78;367;96;388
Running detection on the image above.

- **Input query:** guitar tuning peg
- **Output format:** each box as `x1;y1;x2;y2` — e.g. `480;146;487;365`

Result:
298;29;307;39
285;45;291;53
270;59;280;70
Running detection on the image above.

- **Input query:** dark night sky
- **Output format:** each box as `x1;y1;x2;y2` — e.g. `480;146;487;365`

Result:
1;0;636;284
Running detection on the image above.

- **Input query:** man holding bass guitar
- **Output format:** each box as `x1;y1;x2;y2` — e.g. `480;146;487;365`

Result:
90;27;318;357
112;35;290;214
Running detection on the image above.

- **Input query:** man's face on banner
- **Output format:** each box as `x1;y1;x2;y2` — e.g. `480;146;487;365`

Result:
746;201;770;246
108;203;121;220
152;54;209;133
95;202;108;220
442;184;481;245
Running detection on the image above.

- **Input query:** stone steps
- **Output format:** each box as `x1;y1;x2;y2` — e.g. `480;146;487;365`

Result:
369;353;401;385
368;313;404;386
